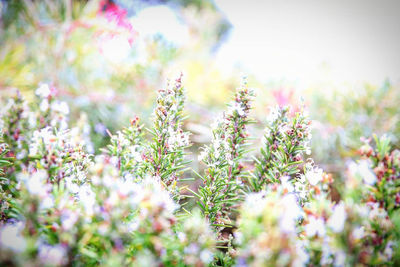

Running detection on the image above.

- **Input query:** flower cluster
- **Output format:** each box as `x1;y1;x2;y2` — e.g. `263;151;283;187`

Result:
0;155;214;266
141;74;190;199
0;136;14;221
0;81;215;267
1;92;31;167
294;159;333;204
0;88;91;222
101;74;191;201
105;115;144;178
1;78;400;266
251;105;312;191
197;79;254;236
222;94;399;266
300;196;396;265
233;135;400;266
358;135;400;213
235;189;307;267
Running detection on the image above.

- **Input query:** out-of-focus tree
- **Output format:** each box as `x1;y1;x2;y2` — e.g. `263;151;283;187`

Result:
309;81;400;174
0;0;232;151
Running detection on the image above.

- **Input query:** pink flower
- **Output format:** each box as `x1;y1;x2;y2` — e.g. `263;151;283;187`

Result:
98;0;137;44
272;89;293;107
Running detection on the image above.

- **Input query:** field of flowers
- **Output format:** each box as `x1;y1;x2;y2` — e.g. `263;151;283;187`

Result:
1;78;400;266
1;0;400;266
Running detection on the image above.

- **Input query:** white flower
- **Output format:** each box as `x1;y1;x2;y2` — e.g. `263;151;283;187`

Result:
0;222;26;253
320;239;334;265
40;99;49;112
51;101;70;115
226;153;234;166
305;216;326;237
352;226;365;240
19;170;49;197
293;241;309;267
177;232;186;242
65;176;79;194
129;145;143;162
281;176;294;193
333;250;346;267
294;175;308;200
229;102;245;116
279;193;302;233
358;160;376;185
110;156;119;167
243;191;266;216
40;196;54;210
384;241;394;259
166;126;188;150
210;116;223;130
117;132;130;147
61;210;79;231
234;231;243;245
16;150;27;160
198;148;208;162
38;244;67;266
214;149;220;159
78;185;96;216
328;202;346;233
127;220;139;232
132;177;179;214
106;191;120;207
116;179;136;196
237;106;245;116
184;243;199;254
35;84;51;98
368;203;388;221
97;224;110;235
200;249;213;263
267;106;280;124
29;127;56;156
348;160;376;185
29;143;39;156
305;166;323;186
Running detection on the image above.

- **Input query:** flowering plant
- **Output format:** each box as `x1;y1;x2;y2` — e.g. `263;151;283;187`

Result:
0;78;214;266
1;77;399;266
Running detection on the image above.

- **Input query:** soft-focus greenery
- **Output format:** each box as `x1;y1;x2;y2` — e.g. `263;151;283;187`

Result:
1;79;399;266
0;0;232;151
1;0;400;266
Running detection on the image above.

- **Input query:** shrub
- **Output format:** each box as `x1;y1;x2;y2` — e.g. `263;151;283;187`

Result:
0;77;399;266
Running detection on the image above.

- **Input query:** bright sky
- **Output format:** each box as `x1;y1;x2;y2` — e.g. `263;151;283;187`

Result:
214;0;400;87
131;5;189;45
129;0;400;88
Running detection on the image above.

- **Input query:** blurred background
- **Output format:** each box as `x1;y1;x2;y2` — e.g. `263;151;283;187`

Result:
1;0;399;178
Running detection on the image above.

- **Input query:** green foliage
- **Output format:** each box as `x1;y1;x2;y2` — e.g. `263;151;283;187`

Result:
196;80;254;236
0;80;215;267
142;74;190;199
251;105;311;191
0;78;399;266
105;115;145;176
310;81;400;174
358;135;400;215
